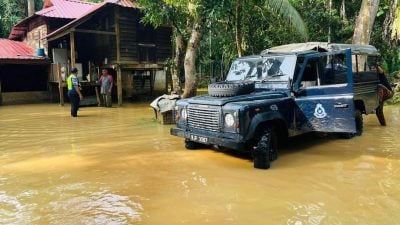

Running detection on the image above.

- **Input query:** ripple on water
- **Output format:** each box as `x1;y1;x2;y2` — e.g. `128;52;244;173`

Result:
286;201;342;225
45;190;143;225
0;191;38;225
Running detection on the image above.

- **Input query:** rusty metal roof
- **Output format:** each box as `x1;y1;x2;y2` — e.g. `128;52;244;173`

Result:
35;0;96;19
0;39;50;64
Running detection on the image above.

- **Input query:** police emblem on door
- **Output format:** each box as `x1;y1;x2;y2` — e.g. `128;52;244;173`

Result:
314;104;327;118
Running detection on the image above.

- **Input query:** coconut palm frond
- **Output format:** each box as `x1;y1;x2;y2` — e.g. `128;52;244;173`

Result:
265;0;308;40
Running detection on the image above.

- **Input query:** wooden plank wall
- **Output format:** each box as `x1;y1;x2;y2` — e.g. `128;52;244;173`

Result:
117;7;172;65
156;27;172;63
119;8;138;63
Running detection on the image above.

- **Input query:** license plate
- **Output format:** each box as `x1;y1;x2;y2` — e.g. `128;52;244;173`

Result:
189;134;208;144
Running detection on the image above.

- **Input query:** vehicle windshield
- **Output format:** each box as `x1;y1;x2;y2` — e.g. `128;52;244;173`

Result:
225;55;297;83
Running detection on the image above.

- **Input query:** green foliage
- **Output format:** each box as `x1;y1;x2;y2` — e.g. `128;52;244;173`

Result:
1;0;399;93
0;0;25;38
370;0;400;75
265;0;308;39
0;0;43;38
196;0;308;81
386;92;400;104
137;0;191;40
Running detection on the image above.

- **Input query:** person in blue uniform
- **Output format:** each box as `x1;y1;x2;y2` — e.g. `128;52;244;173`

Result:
67;67;83;117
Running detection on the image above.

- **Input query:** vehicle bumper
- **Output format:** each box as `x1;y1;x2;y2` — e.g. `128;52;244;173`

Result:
170;128;246;150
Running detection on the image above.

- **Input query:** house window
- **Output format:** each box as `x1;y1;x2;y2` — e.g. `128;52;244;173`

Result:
138;44;156;63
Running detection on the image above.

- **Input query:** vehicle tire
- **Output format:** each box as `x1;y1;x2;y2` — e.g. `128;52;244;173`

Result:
185;139;199;150
355;110;363;136
208;80;255;97
339;110;363;139
251;126;278;169
340;132;355;139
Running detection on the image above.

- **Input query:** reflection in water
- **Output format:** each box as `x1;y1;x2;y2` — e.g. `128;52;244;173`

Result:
0;103;399;224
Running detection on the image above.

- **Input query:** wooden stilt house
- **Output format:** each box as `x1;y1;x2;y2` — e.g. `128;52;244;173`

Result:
45;0;172;106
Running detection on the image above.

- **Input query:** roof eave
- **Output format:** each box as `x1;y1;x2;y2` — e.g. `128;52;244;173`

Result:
0;58;51;65
46;3;111;41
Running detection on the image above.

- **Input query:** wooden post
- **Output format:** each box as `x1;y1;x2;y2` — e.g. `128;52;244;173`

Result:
95;86;101;106
117;67;122;106
0;79;3;106
57;64;64;106
70;32;76;67
165;68;168;93
151;69;155;95
115;7;122;106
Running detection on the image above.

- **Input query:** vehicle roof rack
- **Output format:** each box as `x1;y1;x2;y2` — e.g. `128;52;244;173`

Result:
262;42;380;56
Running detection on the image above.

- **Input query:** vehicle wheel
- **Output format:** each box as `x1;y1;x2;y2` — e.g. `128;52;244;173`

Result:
340;132;355;139
185;139;199;150
355;110;363;136
251;126;278;169
340;110;363;139
208;80;255;97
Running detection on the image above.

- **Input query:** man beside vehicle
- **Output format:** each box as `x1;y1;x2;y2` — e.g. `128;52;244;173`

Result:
374;64;394;126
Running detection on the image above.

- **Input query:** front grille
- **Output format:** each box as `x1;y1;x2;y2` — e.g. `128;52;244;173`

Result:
188;105;221;132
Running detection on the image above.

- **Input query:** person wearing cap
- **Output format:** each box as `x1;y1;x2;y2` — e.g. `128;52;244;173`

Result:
67;67;83;117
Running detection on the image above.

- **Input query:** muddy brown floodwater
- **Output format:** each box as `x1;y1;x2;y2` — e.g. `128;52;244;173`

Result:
0;103;399;225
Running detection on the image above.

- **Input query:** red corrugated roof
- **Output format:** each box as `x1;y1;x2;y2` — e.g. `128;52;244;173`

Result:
9;0;96;40
47;0;139;39
35;0;96;19
0;39;48;61
104;0;139;8
10;0;139;40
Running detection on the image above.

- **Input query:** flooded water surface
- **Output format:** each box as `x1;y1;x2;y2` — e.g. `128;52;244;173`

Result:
0;103;399;225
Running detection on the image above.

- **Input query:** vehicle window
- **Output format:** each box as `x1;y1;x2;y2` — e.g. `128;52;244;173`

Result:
298;53;349;88
226;60;254;81
226;55;296;82
353;55;370;72
299;58;319;88
320;54;348;85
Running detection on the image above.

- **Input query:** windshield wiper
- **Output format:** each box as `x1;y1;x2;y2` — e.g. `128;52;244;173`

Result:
258;75;288;83
270;73;285;77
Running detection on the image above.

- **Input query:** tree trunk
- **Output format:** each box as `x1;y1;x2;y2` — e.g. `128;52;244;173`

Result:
383;0;399;44
171;31;185;95
27;0;35;16
235;0;244;57
352;0;380;45
340;0;348;23
182;19;204;98
353;0;380;71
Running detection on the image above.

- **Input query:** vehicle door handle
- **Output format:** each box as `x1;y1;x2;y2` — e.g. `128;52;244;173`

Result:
334;103;349;108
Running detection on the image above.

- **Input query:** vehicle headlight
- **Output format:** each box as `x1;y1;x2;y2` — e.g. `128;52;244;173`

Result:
181;108;187;120
224;113;235;127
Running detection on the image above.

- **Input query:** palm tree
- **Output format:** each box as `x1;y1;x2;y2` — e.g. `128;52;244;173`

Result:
235;0;308;57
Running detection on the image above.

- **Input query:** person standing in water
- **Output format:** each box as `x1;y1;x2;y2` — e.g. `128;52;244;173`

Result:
67;67;83;117
98;68;114;107
374;64;393;126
